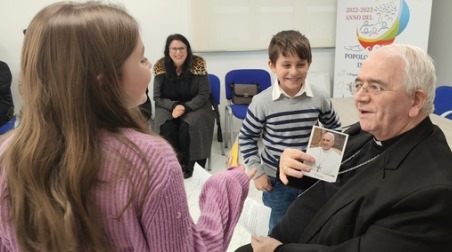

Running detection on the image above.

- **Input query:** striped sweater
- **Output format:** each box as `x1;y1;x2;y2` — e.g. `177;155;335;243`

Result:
239;85;341;179
0;129;249;252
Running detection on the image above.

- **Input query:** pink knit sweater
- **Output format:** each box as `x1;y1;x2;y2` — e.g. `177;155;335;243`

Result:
0;129;250;251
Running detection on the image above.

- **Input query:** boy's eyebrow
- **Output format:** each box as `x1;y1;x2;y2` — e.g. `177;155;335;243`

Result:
279;59;308;63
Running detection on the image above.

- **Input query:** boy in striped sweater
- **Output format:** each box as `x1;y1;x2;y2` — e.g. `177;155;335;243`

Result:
239;30;342;233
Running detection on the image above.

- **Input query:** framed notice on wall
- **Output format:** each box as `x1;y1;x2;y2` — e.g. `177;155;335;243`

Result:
190;0;337;52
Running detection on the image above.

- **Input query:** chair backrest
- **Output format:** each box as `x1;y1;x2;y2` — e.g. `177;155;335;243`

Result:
208;73;223;144
208;73;221;105
0;116;15;135
434;85;452;119
224;69;272;101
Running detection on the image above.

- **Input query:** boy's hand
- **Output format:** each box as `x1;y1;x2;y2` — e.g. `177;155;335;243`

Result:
228;164;257;181
253;173;272;192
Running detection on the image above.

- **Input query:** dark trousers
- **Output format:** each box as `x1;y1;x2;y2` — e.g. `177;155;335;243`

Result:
160;119;207;175
160;119;191;171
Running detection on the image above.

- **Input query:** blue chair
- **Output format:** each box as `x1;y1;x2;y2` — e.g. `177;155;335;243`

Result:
207;73;225;170
224;69;272;148
0;117;16;135
434;86;452;120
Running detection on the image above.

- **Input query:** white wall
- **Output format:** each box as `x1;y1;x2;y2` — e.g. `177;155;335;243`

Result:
0;0;450;126
0;0;335;115
428;0;452;86
0;0;190;112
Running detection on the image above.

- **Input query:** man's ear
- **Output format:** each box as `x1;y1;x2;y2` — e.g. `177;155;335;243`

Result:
409;89;427;117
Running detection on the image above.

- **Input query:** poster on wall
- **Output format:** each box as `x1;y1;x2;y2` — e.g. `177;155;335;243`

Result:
333;0;432;97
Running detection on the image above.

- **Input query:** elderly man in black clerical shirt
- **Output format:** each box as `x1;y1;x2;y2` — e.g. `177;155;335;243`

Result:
236;44;452;252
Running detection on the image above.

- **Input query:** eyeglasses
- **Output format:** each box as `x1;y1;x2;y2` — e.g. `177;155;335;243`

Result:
348;82;386;95
170;47;187;53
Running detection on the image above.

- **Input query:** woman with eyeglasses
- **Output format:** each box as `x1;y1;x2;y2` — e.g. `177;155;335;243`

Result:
153;33;214;178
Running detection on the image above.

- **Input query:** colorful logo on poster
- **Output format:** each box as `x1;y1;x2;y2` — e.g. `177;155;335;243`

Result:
356;0;410;50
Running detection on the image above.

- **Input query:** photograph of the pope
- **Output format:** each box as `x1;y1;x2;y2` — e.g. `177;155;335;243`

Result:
305;126;348;182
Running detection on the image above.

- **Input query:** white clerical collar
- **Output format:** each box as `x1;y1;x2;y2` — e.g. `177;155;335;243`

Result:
373;138;383;146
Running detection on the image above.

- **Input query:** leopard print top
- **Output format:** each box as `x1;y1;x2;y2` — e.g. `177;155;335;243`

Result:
153;55;207;76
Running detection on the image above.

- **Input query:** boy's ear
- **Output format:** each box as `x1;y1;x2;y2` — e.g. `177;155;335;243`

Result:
268;60;276;73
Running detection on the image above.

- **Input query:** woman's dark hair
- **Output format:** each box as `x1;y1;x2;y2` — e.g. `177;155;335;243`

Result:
163;33;193;77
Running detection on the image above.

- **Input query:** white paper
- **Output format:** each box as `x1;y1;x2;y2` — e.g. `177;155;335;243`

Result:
190;162;212;187
238;197;271;237
184;163;212;222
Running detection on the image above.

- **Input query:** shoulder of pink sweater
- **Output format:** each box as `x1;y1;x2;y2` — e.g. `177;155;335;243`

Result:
100;128;170;151
99;128;180;178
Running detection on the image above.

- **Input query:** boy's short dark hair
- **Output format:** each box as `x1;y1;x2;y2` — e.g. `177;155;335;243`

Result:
268;30;312;65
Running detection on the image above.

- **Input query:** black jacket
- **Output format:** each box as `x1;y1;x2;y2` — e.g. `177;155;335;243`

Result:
272;117;452;251
0;61;14;126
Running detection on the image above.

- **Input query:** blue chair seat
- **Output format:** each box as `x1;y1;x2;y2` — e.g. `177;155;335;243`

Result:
0;117;16;135
230;104;249;119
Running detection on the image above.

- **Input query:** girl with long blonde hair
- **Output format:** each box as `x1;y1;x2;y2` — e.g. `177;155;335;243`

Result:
0;2;253;251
